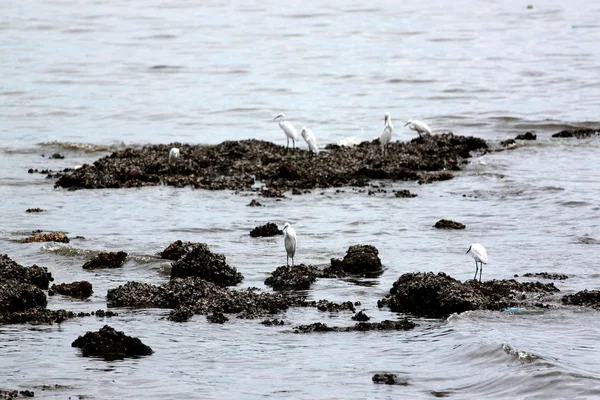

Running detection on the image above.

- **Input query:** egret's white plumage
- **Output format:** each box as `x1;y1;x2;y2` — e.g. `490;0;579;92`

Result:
273;113;299;151
282;222;297;267
338;136;359;147
404;120;432;137
300;127;319;155
379;112;393;156
466;243;488;282
169;147;180;166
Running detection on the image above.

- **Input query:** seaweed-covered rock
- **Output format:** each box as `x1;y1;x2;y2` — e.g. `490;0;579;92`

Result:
264;264;319;290
378;272;559;318
82;251;127;270
0;255;54;289
327;245;382;276
170;243;243;286
54;134;488;192
522;272;568;280
372;373;408;385
434;219;466;229
249;222;282;238
561;290;600;308
25;265;54;289
49;281;93;299
159;240;200;261
515;132;536;140
206;312;229;324
394;190;417;198
552;128;599;138
71;325;153;360
0;281;47;313
22;232;69;243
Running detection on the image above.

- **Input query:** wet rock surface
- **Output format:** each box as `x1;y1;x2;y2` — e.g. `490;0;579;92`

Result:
71;325;153;360
434;219;466;229
249;222;282;238
522;272;568;280
552;128;599;138
54;134;488;192
82;251;127;270
159;240;201;261
22;231;69;243
372;373;408;385
0;282;47;313
561;290;600;309
247;199;262;207
92;309;118;317
352;311;371;321
0;389;35;399
515;132;537;140
294;318;416;333
206;312;229;324
168;307;194;322
49;281;93;299
0;308;88;325
265;264;319;290
25;265;54;289
261;319;285;326
25;208;45;213
378;272;559;318
0;256;54;290
394;189;417;198
325;245;382;277
170;243;243;286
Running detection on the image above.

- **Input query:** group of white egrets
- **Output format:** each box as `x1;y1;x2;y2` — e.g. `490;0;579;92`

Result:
273;111;433;156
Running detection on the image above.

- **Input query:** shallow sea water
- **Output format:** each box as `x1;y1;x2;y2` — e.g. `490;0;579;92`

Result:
1;0;600;398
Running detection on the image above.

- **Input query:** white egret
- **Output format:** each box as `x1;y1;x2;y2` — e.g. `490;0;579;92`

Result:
379;112;393;156
300;127;319;155
404;120;432;137
168;147;180;167
339;136;359;147
466;243;488;282
273;113;299;151
282;222;297;267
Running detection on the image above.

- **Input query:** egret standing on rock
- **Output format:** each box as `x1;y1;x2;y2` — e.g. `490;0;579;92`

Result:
282;222;297;267
273;113;299;151
466;243;488;282
380;112;393;156
404;120;432;137
300;127;319;155
168;147;180;167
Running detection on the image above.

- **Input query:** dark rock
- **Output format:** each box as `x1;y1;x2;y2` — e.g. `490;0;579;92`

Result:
50;152;65;159
294;318;416;334
394;190;417;198
0;308;86;325
379;272;558;318
247;199;262;207
372;373;408;385
93;309;118;317
562;290;600;308
25;265;54;289
523;272;568;280
552;128;599;138
168;307;194;322
326;245;382;276
49;281;93;299
314;300;355;313
515;132;536;140
22;232;69;243
0;281;47;313
294;322;334;333
434;219;466;229
71;325;153;360
170;243;243;287
261;319;285;326
264;264;319;290
25;208;45;213
82;251;127;270
352;310;371;321
206;312;229;324
418;171;454;185
501;138;516;147
54;135;488;192
159;240;200;261
249;222;282;238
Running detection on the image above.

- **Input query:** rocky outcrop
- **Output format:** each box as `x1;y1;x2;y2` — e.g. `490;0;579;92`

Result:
49;281;93;299
71;325;153;359
159;240;200;261
522;272;568;280
515;132;536;140
170;243;243;287
562;290;600;308
294;319;416;333
434;219;466;229
324;245;382;277
22;232;69;243
249;223;282;238
264;265;319;290
552;128;599;138
82;251;127;270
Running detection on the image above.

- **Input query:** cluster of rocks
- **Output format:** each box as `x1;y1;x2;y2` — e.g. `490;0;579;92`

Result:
22;231;69;243
294;319;416;334
71;325;153;360
54;134;488;192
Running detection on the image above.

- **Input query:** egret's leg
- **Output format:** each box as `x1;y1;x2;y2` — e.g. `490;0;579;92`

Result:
473;261;478;280
286;137;290;151
291;256;294;267
293;139;295;150
479;263;483;282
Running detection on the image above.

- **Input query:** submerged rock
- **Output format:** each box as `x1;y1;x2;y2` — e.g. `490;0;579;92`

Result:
249;222;282;238
434;219;466;229
22;232;69;243
352;310;371;321
167;307;194;323
49;281;93;299
325;245;382;277
0;389;36;398
206;312;229;324
552;128;599;138
294;318;416;333
378;272;559;318
523;272;568;280
82;251;127;270
515;132;536;140
71;325;153;360
561;290;600;309
25;208;45;213
247;199;263;207
394;189;417;198
159;240;200;261
170;243;243;287
261;318;285;326
54;134;488;192
372;373;408;385
264;264;319;290
0;308;88;324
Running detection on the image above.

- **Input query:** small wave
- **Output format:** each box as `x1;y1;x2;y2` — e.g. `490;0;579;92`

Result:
148;65;184;71
386;78;436;84
502;344;539;363
37;140;124;152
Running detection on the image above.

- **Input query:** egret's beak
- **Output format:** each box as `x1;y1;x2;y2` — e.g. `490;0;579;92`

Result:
404;122;410;127
273;116;279;121
466;247;471;254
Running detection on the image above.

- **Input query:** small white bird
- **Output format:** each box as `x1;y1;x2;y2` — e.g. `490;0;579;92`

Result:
300;127;319;155
339;136;359;147
168;147;180;167
404;120;432;137
282;222;297;267
466;243;488;282
379;112;393;156
273;113;299;151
